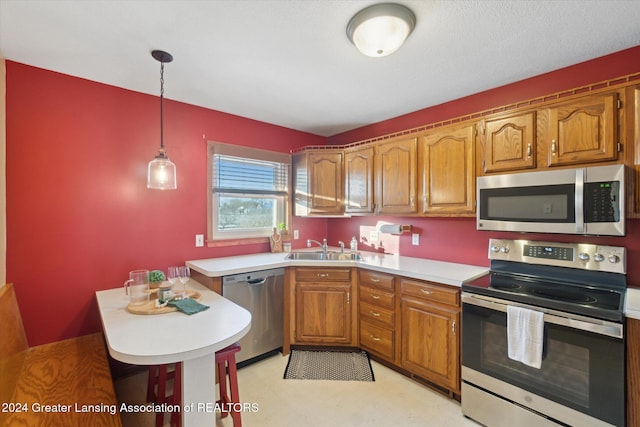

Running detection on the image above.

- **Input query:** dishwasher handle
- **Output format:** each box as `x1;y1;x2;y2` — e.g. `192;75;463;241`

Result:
247;277;267;285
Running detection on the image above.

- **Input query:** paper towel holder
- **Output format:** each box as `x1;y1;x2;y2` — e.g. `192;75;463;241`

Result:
377;224;412;235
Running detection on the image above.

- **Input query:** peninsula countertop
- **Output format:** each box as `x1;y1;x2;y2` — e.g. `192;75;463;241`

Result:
96;280;251;426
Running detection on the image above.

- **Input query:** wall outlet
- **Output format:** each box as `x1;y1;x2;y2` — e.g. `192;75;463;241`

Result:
370;230;379;242
293;230;299;239
412;233;420;246
195;234;204;247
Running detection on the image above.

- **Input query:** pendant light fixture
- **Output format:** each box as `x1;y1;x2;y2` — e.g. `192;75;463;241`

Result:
147;50;177;190
347;3;416;58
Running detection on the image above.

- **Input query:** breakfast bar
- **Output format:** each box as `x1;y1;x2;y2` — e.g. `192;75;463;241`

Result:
96;280;251;426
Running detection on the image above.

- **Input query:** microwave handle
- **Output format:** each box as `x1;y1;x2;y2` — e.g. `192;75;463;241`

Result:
575;168;584;234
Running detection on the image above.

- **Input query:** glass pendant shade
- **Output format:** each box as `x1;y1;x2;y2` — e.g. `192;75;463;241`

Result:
147;150;177;189
347;3;416;58
147;50;177;190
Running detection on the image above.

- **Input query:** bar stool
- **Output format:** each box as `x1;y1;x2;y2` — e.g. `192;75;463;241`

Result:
147;362;182;427
215;342;242;426
147;343;242;426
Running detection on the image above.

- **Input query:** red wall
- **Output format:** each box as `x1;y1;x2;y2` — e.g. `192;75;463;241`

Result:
5;62;326;346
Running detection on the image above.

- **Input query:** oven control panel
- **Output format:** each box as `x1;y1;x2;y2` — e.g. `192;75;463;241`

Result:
488;239;626;274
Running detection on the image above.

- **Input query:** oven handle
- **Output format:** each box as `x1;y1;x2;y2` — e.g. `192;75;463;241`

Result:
461;292;623;339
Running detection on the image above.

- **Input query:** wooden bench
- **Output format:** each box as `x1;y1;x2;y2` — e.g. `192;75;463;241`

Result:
0;283;122;426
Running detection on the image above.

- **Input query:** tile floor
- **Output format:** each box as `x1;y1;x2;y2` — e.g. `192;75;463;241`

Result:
115;353;480;427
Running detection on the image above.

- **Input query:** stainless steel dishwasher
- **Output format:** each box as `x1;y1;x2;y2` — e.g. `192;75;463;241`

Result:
222;268;284;365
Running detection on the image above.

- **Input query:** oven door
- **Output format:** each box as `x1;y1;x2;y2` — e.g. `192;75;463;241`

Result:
461;293;624;427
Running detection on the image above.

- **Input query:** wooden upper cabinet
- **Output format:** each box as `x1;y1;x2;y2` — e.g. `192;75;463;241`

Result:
293;150;344;216
375;136;418;214
631;85;640;218
545;92;619;166
344;146;375;214
480;111;536;173
421;123;475;215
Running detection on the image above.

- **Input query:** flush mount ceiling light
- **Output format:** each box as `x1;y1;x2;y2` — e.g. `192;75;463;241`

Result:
346;3;416;58
147;49;177;190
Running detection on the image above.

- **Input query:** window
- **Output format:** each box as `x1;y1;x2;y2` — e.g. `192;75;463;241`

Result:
208;142;291;241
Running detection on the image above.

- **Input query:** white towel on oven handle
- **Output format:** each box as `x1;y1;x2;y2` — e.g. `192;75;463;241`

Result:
507;305;544;369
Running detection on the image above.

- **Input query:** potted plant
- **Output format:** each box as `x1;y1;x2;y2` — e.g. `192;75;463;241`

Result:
149;270;166;289
277;222;288;236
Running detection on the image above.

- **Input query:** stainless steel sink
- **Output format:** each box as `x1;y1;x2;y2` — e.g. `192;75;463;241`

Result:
286;251;361;261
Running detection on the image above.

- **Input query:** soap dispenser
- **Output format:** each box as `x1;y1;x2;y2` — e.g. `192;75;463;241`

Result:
350;236;358;253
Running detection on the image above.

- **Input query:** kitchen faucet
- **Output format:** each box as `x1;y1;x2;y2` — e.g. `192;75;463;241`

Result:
307;238;327;253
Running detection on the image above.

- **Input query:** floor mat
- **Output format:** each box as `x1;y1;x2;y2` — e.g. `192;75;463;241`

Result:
283;349;375;381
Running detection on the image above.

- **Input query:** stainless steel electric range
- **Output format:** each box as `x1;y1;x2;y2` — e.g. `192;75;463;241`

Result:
461;239;626;427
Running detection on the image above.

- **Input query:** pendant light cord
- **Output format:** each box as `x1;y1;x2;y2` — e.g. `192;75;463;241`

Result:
159;61;165;151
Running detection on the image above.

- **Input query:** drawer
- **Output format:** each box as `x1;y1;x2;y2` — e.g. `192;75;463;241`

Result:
359;285;395;309
360;320;394;360
295;268;351;282
359;301;395;327
359;270;395;291
401;279;459;307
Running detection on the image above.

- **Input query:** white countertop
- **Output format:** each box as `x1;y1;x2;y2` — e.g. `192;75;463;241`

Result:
186;250;640;318
186;250;489;287
96;280;252;426
625;288;640;320
95;279;251;365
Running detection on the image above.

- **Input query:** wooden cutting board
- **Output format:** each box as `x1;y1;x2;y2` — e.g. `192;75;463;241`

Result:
126;290;201;315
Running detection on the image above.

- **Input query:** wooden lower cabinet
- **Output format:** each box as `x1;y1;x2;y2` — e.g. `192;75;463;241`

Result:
400;279;460;395
289;267;357;346
360;319;395;360
358;270;397;363
296;282;352;344
288;267;462;396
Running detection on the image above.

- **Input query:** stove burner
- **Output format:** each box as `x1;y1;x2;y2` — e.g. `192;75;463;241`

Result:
491;282;521;291
530;287;597;304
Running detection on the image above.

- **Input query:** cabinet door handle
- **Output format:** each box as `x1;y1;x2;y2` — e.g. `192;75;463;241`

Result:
526;143;532;158
452;320;456;335
370;294;381;300
551;139;557;155
420;289;433;295
369;311;381;317
347;292;350;304
370;335;381;342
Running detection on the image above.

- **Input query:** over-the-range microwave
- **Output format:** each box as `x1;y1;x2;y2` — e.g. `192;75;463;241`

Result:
477;164;625;236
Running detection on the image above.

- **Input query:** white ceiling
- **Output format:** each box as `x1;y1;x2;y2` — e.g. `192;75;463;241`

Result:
1;0;639;137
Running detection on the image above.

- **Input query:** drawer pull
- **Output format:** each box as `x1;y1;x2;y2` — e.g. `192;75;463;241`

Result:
420;289;433;295
369;311;381;317
370;335;381;342
317;273;329;278
370;278;380;283
370;294;381;300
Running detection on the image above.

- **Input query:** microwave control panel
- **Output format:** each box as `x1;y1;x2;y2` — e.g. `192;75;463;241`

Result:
584;181;620;222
